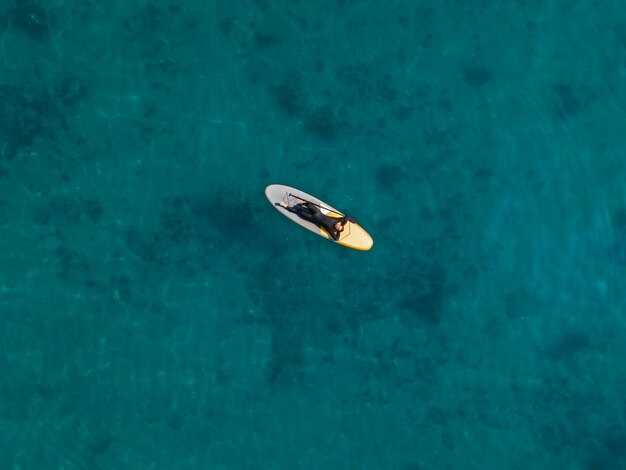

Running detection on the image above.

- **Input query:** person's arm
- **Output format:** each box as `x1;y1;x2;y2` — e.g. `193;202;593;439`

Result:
322;220;341;240
320;225;340;240
331;218;351;240
276;202;297;214
276;202;315;222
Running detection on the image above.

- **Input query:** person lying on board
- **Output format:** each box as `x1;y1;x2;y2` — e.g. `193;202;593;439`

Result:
276;198;355;241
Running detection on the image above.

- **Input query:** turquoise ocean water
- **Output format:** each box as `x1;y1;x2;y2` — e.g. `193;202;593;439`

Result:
1;1;626;468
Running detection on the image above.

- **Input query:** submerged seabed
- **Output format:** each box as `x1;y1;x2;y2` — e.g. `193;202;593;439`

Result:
1;0;625;468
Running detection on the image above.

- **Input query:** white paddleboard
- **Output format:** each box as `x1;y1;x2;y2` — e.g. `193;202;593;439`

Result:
265;184;373;251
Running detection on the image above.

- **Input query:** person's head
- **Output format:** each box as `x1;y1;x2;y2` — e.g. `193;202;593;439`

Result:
335;220;345;232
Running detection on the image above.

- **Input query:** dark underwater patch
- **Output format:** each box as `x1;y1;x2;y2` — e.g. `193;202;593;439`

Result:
552;83;582;117
34;197;103;226
423;126;456;147
252;30;279;49
505;287;540;319
266;344;304;387
546;331;591;360
271;82;306;117
612;241;626;266
85;199;103;222
125;229;159;262
304;105;338;141
122;4;165;40
56;246;90;280
110;275;133;304
375;74;397;102
32;207;51;225
160;196;193;247
50;196;83;223
59;76;89;108
397;264;447;324
0;85;54;158
264;312;306;388
612;208;626;234
327;316;342;335
8;3;49;42
586;431;626;470
375;163;406;192
425;406;450;426
394;105;414;121
463;65;493;88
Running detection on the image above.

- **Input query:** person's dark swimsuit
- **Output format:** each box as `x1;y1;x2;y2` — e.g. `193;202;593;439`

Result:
285;202;347;241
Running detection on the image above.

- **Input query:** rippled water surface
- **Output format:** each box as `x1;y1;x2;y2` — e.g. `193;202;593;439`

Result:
1;1;626;468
